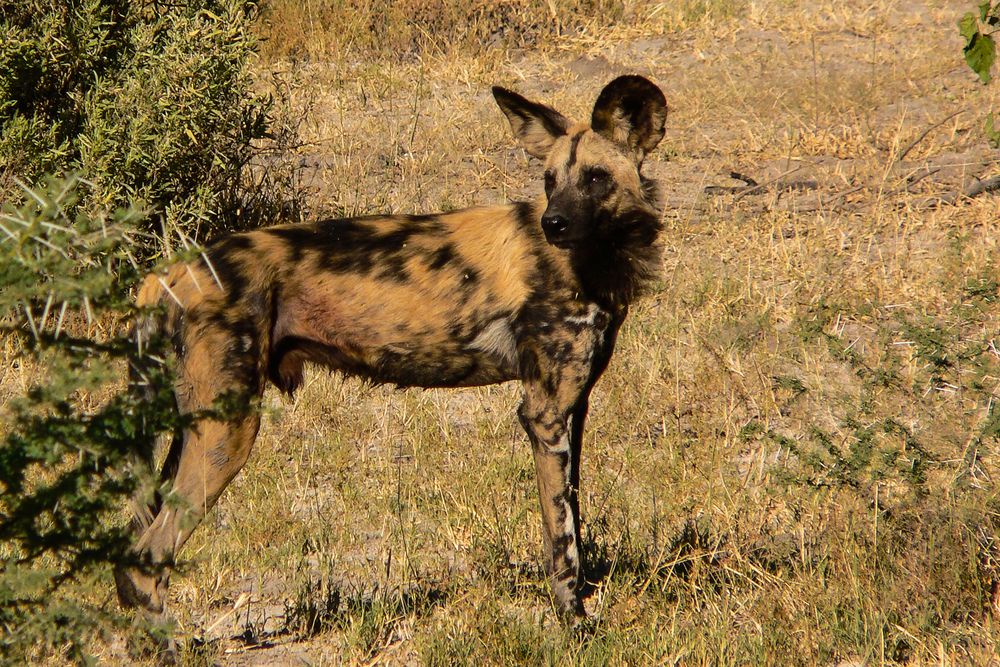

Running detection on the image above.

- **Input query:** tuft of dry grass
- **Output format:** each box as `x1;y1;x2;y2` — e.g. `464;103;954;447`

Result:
5;0;1000;664
256;0;630;64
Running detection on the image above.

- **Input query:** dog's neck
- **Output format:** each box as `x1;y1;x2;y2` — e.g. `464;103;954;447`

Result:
568;209;663;311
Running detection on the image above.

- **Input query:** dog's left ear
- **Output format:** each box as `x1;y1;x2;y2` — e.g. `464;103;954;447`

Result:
493;86;569;159
591;75;667;163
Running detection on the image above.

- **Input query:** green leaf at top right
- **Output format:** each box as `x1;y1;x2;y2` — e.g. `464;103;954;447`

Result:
965;31;996;83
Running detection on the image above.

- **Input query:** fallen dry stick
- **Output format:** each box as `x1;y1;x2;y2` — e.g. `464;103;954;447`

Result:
703;167;818;200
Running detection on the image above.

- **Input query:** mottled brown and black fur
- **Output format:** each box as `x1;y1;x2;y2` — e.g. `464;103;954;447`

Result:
115;75;669;628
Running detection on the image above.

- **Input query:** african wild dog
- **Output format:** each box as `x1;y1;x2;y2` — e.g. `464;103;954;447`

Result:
115;75;668;626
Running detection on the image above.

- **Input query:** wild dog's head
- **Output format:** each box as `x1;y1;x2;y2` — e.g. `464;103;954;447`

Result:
493;76;668;305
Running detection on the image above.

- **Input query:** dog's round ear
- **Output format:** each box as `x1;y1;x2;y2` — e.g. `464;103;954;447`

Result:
591;75;667;161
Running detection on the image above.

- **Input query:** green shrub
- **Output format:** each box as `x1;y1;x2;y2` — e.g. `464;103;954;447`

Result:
0;176;184;664
0;1;300;660
0;0;272;258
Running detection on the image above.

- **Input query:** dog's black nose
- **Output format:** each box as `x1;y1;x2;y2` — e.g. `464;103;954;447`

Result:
541;214;569;237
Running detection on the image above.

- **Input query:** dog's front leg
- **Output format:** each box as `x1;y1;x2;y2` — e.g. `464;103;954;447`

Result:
566;310;625;555
518;381;588;620
516;307;616;619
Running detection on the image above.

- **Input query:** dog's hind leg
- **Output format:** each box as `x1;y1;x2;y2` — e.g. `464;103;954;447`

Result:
115;322;264;624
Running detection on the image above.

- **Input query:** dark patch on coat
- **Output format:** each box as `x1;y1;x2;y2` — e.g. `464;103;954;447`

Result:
204;238;254;302
428;244;457;270
565;133;583;170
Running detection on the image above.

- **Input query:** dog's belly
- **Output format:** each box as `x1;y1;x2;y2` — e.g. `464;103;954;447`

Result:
270;305;522;390
367;316;521;388
367;345;516;388
279;335;520;389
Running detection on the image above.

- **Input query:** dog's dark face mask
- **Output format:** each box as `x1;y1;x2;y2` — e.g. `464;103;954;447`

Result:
492;75;668;250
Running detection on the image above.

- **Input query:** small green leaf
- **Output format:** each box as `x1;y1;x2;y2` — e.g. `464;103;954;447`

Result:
985;112;1000;148
965;32;996;83
979;1;991;22
960;12;980;44
983;2;1000;26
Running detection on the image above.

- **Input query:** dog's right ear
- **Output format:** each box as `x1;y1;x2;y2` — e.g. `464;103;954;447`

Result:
591;75;667;163
493;86;569;159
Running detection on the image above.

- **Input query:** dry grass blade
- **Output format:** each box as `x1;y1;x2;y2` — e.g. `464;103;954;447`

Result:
893;110;965;163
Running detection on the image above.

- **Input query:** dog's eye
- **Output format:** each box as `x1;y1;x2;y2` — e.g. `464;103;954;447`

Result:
587;169;610;185
544;171;556;196
584;168;612;195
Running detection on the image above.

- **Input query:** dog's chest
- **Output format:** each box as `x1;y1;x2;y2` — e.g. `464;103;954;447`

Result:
467;317;519;370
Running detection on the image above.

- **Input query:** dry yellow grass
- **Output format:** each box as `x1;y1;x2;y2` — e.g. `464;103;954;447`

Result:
5;0;1000;664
